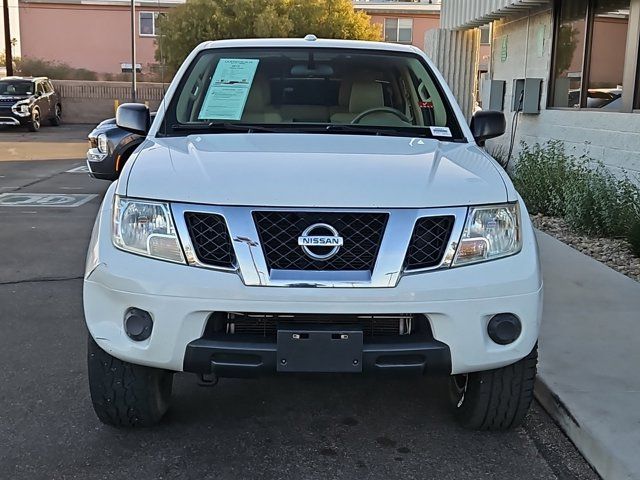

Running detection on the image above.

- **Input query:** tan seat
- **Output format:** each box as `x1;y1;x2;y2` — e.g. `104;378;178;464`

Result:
330;81;385;124
241;78;282;123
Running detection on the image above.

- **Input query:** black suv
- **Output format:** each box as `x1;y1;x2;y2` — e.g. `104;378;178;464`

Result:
0;77;62;132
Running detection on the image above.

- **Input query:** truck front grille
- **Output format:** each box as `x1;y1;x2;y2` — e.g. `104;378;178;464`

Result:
404;216;454;271
223;313;414;337
253;211;388;271
184;212;236;268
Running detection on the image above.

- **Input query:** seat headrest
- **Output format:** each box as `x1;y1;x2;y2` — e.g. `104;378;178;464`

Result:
349;81;384;113
244;77;271;112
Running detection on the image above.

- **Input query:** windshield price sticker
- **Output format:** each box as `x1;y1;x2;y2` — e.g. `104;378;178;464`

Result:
429;126;452;137
198;59;260;121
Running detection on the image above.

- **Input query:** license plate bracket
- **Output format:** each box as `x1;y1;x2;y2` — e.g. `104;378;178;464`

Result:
277;324;363;373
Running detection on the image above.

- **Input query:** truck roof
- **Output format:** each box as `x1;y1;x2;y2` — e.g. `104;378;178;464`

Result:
198;37;419;54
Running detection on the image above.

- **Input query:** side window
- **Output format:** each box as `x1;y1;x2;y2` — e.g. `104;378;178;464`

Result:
408;59;447;127
44;81;54;94
36;82;45;95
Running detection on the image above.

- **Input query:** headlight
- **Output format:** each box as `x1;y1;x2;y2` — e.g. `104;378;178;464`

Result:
453;203;521;266
112;196;185;263
11;100;31;117
97;133;109;154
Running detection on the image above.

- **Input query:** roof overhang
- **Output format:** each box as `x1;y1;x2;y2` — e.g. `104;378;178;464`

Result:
441;0;550;30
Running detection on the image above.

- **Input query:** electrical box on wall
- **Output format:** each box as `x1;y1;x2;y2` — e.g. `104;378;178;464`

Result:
512;78;543;114
484;80;506;111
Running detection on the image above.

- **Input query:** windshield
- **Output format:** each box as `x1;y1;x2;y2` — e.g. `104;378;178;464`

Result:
163;47;464;140
0;81;34;96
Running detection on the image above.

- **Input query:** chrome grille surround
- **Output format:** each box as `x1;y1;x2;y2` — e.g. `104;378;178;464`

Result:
171;204;467;288
404;216;455;271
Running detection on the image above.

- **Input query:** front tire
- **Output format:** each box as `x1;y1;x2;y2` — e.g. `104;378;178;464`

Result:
449;344;538;430
87;335;173;427
28;109;40;132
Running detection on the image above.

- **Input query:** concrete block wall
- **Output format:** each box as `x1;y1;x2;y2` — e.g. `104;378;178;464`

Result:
486;8;640;179
52;80;165;124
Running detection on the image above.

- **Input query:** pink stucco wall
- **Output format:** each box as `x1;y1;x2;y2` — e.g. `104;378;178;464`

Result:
367;13;440;50
18;6;444;76
19;3;165;75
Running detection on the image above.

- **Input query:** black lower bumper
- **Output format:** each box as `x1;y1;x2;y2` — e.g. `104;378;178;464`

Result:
183;335;451;377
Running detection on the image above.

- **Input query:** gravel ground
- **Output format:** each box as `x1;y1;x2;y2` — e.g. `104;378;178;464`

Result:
531;214;640;282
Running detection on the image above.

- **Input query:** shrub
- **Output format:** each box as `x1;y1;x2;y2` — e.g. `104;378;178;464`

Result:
510;141;577;217
510;140;640;238
15;57;98;80
485;143;508;168
563;162;640;237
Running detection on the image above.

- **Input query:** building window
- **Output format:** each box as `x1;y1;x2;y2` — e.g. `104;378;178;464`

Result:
551;0;630;109
480;25;491;45
384;18;413;43
139;12;163;37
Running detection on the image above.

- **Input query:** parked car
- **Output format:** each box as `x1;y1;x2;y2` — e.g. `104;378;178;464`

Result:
84;37;541;430
86;114;154;180
0;76;62;131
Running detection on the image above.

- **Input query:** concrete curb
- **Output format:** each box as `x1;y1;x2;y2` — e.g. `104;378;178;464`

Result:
534;378;633;480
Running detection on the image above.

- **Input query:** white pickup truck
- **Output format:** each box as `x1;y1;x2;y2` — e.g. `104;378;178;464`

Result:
84;37;542;430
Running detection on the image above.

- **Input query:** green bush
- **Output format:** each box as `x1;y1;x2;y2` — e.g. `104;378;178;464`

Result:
485;144;508;168
563;162;640;236
510;141;577;217
510;141;640;237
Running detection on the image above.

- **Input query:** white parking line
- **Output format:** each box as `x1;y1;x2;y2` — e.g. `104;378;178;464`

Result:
65;165;90;173
0;193;98;208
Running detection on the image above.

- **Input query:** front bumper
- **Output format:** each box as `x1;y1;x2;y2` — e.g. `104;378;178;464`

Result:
84;185;543;376
183;334;452;377
0;110;28;126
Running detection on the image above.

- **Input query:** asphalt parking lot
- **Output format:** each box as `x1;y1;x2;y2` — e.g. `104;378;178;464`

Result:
0;125;599;480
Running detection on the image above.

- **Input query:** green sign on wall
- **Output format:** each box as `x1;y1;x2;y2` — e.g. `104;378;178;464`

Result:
501;35;508;62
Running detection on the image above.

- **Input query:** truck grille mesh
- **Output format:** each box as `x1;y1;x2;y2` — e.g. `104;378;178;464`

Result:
253;211;388;271
404;216;454;270
225;313;413;337
185;212;236;268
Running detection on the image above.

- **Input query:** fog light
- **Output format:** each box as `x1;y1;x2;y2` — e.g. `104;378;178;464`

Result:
487;313;521;345
124;308;153;341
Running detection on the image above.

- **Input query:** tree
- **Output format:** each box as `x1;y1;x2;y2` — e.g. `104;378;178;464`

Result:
156;0;381;72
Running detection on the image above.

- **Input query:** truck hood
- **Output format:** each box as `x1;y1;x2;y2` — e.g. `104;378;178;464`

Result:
123;134;508;208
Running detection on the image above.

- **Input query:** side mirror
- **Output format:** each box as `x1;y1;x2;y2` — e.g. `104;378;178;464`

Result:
470;110;506;146
116;103;150;136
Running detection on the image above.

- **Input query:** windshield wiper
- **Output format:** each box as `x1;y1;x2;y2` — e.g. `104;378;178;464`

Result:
171;122;286;133
320;124;428;137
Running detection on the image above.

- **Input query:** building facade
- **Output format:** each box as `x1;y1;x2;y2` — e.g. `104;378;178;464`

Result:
441;0;640;178
354;1;441;50
5;0;454;77
16;0;177;76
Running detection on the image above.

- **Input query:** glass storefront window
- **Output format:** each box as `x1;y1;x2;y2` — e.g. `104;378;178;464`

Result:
551;0;587;107
586;0;629;109
551;0;631;109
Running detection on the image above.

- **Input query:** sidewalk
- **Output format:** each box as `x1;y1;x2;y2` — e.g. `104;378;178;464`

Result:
535;231;640;480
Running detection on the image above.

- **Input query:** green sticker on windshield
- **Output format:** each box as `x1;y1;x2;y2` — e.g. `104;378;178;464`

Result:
198;59;259;121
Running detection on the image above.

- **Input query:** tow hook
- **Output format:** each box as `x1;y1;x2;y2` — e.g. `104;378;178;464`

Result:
198;373;219;387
